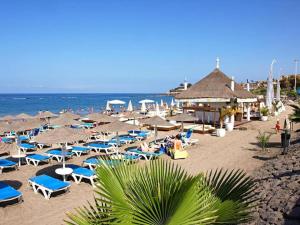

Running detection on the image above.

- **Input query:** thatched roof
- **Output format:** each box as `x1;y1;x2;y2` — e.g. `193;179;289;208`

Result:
50;117;80;126
0;142;16;155
92;120;139;133
36;111;58;119
33;127;89;144
15;113;34;120
0;119;43;134
60;112;81;120
167;113;198;122
0;115;15;121
140;116;173;126
176;69;256;100
86;113;117;123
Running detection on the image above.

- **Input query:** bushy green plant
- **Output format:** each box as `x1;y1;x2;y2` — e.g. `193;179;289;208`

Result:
256;131;273;151
287;90;297;98
289;104;300;122
66;159;256;225
260;107;269;116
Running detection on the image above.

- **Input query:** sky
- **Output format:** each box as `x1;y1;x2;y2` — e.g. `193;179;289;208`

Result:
0;0;299;93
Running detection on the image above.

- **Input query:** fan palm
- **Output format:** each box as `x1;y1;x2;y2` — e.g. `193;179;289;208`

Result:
66;159;256;225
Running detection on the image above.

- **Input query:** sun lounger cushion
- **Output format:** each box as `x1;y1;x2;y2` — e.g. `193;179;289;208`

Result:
46;149;73;156
29;175;70;191
72;146;90;152
69;165;95;177
87;143;113;148
26;154;50;161
0;182;22;202
0;159;17;167
19;143;35;149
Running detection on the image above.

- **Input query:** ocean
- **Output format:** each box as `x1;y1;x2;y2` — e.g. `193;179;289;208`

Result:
0;93;173;116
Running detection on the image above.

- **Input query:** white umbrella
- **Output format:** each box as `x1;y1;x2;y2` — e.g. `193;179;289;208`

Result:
127;100;133;112
276;79;281;101
141;102;147;114
106;101;111;111
139;99;154;104
165;103;169;110
266;59;276;109
156;102;160;116
109;100;126;105
176;100;180;109
171;99;175;107
160;99;164;107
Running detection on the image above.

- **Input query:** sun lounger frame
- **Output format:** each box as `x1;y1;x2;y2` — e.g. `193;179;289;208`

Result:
28;179;71;200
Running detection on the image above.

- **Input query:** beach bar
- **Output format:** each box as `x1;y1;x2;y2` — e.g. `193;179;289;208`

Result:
175;59;257;132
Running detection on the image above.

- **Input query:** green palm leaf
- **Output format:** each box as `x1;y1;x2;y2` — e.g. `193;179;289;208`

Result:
66;160;256;225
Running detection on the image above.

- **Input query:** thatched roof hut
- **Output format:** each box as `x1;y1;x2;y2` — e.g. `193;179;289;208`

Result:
176;68;256;102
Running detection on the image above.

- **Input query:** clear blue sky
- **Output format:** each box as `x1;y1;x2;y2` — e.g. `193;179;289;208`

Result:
0;0;299;93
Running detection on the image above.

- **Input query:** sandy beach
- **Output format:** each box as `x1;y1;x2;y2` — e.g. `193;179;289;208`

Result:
0;106;296;225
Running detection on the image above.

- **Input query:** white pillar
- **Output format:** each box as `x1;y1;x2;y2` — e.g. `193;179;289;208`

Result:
246;103;251;121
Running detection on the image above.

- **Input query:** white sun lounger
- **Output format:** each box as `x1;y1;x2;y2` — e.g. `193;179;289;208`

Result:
69;165;97;187
28;175;71;200
25;154;51;166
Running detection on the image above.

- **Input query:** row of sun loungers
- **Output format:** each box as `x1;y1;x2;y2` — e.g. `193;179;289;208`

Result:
0;129;199;205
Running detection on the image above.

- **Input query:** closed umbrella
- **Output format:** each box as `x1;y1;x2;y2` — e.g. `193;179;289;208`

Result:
276;79;281;101
160;99;164;107
266;60;276;110
156;102;160;116
171;99;175;107
165;103;169;110
127;100;133;112
106;101;112;111
141;102;147;114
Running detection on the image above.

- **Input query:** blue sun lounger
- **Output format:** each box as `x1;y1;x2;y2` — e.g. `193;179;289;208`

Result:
86;143;117;154
46;149;73;162
25;154;51;166
111;136;136;144
126;149;164;160
71;146;91;157
19;143;36;153
68;165;96;187
0;181;22;204
1;137;13;143
110;153;141;161
82;157;121;170
18;135;29;142
28;175;71;200
0;159;18;174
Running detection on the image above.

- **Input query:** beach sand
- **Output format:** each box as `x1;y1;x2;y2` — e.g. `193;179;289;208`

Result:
0;106;296;225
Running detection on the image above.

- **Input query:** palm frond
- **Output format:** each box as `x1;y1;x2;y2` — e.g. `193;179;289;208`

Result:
67;160;256;225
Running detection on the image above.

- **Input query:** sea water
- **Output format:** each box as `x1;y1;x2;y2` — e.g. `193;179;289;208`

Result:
0;93;173;116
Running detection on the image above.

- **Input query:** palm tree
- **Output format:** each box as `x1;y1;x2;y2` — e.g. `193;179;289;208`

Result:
66;160;256;225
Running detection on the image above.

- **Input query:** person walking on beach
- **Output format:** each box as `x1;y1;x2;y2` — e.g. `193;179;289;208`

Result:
275;119;281;133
